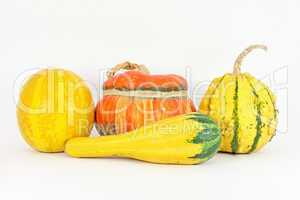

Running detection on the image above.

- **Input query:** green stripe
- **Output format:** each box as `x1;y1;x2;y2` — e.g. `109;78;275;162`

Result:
231;76;239;153
188;126;220;144
207;75;226;114
189;137;221;160
249;102;262;152
188;115;215;124
244;76;262;152
246;74;277;142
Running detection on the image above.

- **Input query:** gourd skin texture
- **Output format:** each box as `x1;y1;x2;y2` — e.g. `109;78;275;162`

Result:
96;95;195;135
96;70;196;135
200;73;277;153
66;113;221;165
17;69;94;152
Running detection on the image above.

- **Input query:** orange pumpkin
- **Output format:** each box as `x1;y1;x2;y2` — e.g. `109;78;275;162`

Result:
95;62;196;135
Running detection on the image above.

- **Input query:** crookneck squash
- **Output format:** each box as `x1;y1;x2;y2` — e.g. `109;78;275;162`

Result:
96;62;195;135
66;113;221;165
199;45;278;154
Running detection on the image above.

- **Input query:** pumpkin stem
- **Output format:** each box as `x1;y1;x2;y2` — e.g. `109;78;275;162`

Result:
107;61;150;79
233;44;267;75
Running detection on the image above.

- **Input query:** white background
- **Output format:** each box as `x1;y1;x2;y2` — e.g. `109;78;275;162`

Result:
0;1;297;200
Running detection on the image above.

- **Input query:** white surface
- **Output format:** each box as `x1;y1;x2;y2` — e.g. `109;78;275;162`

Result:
0;0;298;200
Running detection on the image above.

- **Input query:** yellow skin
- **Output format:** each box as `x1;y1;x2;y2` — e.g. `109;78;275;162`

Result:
199;45;278;153
65;113;221;165
17;68;94;152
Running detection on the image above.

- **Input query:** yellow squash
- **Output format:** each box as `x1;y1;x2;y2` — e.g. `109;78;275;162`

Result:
200;45;278;153
65;113;221;165
17;68;94;152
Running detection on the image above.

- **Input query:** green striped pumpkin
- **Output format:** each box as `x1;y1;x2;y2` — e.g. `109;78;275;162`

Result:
200;45;278;153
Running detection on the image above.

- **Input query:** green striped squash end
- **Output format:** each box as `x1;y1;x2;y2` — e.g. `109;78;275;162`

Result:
187;113;221;162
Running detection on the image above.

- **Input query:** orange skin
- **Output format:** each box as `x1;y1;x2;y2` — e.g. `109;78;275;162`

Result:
96;97;196;135
96;71;195;135
104;71;188;91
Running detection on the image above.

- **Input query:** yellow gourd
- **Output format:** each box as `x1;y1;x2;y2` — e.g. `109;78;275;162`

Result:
17;68;94;152
200;45;278;153
65;113;221;165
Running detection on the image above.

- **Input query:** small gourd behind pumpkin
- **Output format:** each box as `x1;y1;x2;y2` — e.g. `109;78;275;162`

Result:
199;45;278;154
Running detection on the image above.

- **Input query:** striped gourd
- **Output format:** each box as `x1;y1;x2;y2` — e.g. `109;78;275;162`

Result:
66;113;221;165
200;45;278;153
96;62;195;135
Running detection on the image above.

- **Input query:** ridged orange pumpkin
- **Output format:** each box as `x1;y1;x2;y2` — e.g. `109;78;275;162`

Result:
95;62;196;135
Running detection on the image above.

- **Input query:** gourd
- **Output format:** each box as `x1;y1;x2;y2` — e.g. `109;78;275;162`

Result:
17;68;94;152
199;45;278;153
65;113;221;165
96;62;195;135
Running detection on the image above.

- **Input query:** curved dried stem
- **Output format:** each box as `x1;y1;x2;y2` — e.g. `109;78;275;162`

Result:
233;44;267;75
